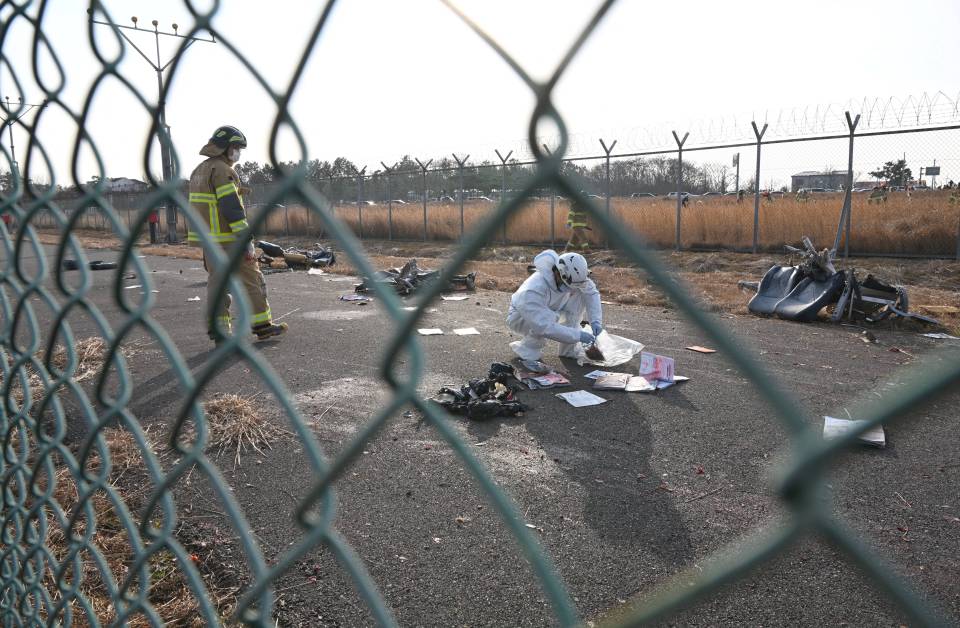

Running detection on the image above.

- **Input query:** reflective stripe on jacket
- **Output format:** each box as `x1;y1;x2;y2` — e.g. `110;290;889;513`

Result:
566;209;588;228
187;155;248;245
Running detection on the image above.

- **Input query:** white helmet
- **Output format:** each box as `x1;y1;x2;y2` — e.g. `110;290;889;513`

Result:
556;252;589;286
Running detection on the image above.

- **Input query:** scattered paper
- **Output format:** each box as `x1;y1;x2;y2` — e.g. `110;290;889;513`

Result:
520;359;552;374
339;294;372;302
600;300;615;305
922;332;960;340
441;295;469;301
639;352;675;384
151;290;159;293
822;416;886;447
453;327;480;335
124;284;142;290
625;376;656;392
686;345;716;354
528;372;570;389
187;296;201;302
418;328;443;335
307;267;325;275
593;373;631;390
673;375;690;382
584;370;616;380
555;390;608;407
402;306;417;311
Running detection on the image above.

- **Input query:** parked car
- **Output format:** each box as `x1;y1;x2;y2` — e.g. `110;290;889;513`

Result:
666;191;693;200
629;192;657;198
700;191;721;197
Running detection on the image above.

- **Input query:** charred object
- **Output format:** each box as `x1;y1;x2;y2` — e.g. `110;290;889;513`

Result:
431;362;528;420
355;258;476;296
744;237;937;325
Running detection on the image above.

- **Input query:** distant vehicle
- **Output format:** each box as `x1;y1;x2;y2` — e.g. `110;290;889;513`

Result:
438;195;455;203
629;192;657;198
361;200;376;206
700;191;721;197
587;194;603;199
666;191;693;200
390;199;407;204
723;191;739;196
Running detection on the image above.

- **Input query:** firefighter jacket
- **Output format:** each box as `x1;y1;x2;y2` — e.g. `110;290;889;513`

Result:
566;200;589;228
187;154;249;245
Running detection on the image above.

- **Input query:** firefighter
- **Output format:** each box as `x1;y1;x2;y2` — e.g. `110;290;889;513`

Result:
564;198;591;252
188;125;288;343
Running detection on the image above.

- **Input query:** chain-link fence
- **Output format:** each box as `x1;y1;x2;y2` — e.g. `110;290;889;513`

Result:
2;0;959;626
23;125;960;257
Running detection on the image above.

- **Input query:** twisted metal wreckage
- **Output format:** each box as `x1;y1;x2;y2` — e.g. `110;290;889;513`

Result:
740;198;940;326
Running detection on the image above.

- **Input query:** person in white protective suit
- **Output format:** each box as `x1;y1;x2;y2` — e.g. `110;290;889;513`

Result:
506;250;603;361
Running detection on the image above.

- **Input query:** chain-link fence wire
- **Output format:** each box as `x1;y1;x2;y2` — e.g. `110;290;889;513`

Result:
16;129;960;255
2;0;959;625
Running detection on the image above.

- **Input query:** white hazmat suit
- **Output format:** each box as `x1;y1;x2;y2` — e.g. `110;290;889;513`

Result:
506;249;603;360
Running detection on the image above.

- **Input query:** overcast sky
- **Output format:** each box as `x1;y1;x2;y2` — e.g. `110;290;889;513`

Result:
3;0;959;187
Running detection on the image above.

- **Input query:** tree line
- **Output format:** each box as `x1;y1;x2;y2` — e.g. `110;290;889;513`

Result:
239;153;741;204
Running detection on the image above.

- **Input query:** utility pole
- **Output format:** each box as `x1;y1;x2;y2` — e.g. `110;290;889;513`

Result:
1;96;47;190
88;11;215;244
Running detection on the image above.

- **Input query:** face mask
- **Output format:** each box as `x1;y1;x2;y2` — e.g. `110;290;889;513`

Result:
227;147;242;163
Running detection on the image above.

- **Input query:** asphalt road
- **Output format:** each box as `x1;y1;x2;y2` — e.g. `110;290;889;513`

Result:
6;245;959;627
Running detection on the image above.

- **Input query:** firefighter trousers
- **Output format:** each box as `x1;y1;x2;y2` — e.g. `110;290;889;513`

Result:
203;252;273;335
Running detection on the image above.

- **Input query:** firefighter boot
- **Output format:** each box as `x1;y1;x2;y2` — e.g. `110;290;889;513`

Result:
253;322;288;340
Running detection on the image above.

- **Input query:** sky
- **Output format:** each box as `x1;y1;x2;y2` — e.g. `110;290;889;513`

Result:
2;0;960;188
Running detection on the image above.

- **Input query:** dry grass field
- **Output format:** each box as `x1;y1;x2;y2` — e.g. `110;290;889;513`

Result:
251;190;960;256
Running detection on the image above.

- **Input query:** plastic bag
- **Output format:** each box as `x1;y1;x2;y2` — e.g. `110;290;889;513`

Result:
575;325;644;367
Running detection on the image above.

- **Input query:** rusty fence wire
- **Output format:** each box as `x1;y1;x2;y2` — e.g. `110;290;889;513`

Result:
1;0;958;626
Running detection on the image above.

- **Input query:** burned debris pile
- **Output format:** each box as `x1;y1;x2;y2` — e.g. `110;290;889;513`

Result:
355;258;476;296
744;237;937;325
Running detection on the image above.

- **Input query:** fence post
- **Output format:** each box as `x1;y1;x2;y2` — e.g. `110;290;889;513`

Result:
452;153;470;241
381;161;395;240
672;131;689;252
495;148;513;244
543;143;556;246
415;158;432;241
356;166;366;239
833;112;860;258
600;138;617;249
751;121;768;254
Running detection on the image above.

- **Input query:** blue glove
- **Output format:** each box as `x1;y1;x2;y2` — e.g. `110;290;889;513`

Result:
579;331;596;345
590;321;603;337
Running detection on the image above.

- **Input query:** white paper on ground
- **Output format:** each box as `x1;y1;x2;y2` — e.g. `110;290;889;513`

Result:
584;370;616;380
307;267;325;275
922;332;960;340
441;295;469;301
124;285;142;290
575;327;644;367
555;390;609;407
401;306;417;311
822;416;886;447
187;296;201;302
673;375;690;382
453;327;480;335
625;376;656;392
418;328;443;335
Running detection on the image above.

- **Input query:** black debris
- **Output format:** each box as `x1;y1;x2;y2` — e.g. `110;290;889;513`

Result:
355;258;476;296
431;362;529;420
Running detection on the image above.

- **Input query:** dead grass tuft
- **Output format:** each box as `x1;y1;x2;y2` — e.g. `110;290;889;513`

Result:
202;393;287;468
32;428;237;626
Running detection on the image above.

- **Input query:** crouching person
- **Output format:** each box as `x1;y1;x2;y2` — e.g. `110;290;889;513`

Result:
506;250;603;360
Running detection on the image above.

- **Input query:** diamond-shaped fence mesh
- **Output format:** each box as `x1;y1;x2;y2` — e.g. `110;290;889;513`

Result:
2;0;959;626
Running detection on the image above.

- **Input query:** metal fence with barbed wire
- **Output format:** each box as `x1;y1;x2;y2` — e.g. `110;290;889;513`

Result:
2;0;958;626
